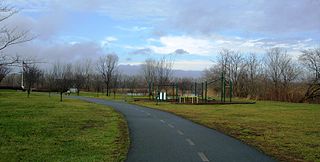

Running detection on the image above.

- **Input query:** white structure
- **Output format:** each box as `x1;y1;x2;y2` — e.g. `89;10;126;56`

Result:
69;88;78;93
159;92;167;101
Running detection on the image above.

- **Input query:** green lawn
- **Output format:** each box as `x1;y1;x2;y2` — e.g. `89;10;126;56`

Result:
0;90;129;162
134;100;320;162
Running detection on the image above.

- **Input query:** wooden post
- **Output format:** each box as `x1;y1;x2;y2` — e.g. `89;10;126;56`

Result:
194;82;197;96
201;82;204;101
221;73;224;102
205;81;208;103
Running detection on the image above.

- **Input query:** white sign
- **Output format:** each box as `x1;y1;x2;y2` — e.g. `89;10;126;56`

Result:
159;92;166;101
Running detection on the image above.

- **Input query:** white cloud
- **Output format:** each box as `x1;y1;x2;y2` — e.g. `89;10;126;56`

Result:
119;60;212;71
101;36;118;47
173;60;212;71
144;35;317;57
149;36;213;55
116;26;151;32
119;62;142;66
106;36;118;42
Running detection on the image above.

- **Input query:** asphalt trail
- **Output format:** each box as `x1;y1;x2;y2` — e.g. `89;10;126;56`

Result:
73;97;276;162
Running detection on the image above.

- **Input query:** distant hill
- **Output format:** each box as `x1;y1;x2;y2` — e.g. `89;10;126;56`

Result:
118;64;203;78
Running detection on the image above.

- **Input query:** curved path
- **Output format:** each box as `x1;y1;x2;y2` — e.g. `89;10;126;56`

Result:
74;97;276;162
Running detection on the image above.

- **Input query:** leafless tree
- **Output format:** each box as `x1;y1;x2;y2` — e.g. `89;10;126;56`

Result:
300;48;320;80
73;63;85;96
243;53;261;97
0;2;33;51
229;51;246;96
52;62;73;102
217;49;232;76
0;63;9;82
142;58;157;98
281;61;300;89
111;70;121;99
97;54;119;96
127;75;138;96
299;47;320;102
92;74;104;97
24;65;41;97
0;54;19;82
203;50;232;99
0;2;33;83
265;48;299;101
265;48;285;100
83;58;93;91
156;57;173;86
215;49;248;97
44;69;55;97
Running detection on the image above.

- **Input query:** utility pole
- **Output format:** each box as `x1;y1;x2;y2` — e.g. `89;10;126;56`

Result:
21;61;26;89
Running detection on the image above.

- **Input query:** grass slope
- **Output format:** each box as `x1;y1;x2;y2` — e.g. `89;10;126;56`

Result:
0;91;129;162
135;101;320;162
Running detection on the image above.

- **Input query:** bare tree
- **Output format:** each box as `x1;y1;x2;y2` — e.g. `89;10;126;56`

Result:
24;65;41;97
0;2;33;83
300;48;320;80
97;54;119;96
217;49;232;76
156;57;173;86
110;70;121;99
92;74;104;97
0;2;33;51
127;75;138;96
142;58;157;98
243;53;261;97
229;51;246;96
265;48;285;100
52;62;73;102
83;58;93;91
265;48;299;101
0;63;9;82
73;63;85;96
203;50;233;99
0;54;19;82
299;48;320;102
45;69;55;97
215;49;248;97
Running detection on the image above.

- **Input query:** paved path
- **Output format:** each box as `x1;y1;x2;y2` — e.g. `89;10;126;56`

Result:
74;97;276;162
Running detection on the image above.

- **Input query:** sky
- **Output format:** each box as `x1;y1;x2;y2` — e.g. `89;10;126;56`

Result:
3;0;320;71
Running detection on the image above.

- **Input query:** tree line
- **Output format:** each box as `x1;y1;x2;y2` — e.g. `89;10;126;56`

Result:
1;46;319;103
204;48;320;103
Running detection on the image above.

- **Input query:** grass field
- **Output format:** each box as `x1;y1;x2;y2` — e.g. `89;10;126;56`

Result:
0;90;129;162
134;100;320;162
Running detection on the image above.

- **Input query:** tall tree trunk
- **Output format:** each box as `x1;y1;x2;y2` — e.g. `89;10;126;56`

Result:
106;82;110;96
27;89;30;98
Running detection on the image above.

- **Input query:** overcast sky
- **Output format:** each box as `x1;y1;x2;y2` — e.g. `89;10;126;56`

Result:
3;0;320;70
